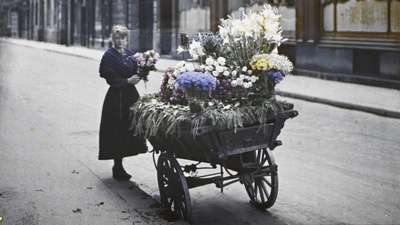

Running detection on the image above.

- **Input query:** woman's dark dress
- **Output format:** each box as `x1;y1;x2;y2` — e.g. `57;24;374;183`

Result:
98;48;147;160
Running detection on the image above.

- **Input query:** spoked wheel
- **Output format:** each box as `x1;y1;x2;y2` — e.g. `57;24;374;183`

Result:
244;148;278;210
157;152;192;221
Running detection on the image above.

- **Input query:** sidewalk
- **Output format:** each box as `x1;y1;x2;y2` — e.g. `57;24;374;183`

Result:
2;37;399;119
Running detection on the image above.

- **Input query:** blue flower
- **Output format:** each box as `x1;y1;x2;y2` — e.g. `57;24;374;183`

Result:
267;70;283;84
176;72;218;91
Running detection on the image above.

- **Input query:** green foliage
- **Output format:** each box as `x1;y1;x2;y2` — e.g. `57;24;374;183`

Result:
130;93;293;138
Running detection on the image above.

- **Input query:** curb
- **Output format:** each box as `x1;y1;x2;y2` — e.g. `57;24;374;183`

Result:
277;91;400;119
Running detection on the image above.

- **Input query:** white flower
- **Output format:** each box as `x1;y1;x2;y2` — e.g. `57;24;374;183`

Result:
217;57;226;66
232;70;237;77
175;61;197;74
177;46;186;54
250;75;257;82
231;80;238;87
189;40;202;50
184;63;195;72
239;75;245;80
236;78;244;86
247;70;253;75
241;66;247;72
223;71;230;76
264;52;293;75
212;71;219;76
174;61;186;70
243;82;251;88
205;57;214;66
216;66;225;73
189;40;205;60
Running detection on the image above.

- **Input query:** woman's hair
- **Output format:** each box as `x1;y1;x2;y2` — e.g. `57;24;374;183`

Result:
110;25;129;39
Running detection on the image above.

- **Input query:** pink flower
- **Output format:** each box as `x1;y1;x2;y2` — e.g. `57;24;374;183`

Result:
132;49;160;82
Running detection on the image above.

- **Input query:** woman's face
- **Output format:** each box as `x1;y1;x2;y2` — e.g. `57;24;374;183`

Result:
112;33;127;49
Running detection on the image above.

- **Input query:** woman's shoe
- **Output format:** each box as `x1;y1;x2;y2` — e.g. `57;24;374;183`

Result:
112;166;132;181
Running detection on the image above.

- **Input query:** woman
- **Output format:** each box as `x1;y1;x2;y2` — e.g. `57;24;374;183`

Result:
98;25;147;180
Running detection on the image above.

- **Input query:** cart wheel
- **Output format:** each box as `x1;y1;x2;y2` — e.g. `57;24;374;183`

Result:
244;148;278;210
157;152;192;221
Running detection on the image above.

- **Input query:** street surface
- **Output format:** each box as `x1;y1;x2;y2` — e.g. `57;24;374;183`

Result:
0;42;173;225
1;42;400;224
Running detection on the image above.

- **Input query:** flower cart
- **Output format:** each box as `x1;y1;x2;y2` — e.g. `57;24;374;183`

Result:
150;108;297;221
130;5;298;222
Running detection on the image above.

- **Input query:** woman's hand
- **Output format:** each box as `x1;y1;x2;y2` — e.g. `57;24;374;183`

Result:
127;75;141;85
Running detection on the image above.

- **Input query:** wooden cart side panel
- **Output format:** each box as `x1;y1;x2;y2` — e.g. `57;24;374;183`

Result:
148;110;298;161
216;124;274;157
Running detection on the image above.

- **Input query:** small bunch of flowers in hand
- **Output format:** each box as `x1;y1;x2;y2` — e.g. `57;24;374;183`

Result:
132;50;160;81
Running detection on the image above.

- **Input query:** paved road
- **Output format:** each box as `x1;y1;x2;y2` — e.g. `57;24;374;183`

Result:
130;97;400;224
1;42;400;224
0;42;176;225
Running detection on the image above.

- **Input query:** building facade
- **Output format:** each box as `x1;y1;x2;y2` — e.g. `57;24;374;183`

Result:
291;0;400;88
1;0;399;89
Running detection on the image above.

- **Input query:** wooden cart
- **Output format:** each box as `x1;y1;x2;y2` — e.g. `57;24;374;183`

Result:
148;109;298;222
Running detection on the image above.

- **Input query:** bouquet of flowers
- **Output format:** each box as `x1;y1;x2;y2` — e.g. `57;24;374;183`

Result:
130;4;295;137
163;5;293;105
132;50;160;82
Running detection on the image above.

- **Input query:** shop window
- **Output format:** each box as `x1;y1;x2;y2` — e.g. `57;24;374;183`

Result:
392;0;400;32
322;0;399;39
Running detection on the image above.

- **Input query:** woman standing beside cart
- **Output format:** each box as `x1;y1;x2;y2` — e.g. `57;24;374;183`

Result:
98;25;147;180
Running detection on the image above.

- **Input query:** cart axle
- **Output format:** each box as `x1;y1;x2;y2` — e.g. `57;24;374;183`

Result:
186;176;222;189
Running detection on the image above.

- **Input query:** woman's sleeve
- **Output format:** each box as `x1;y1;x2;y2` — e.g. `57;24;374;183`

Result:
99;52;129;87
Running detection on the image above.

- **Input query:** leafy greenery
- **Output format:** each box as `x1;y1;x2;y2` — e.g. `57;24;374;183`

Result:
130;93;293;138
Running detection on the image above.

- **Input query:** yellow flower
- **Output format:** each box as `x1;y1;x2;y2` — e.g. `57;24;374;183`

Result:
250;54;274;71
